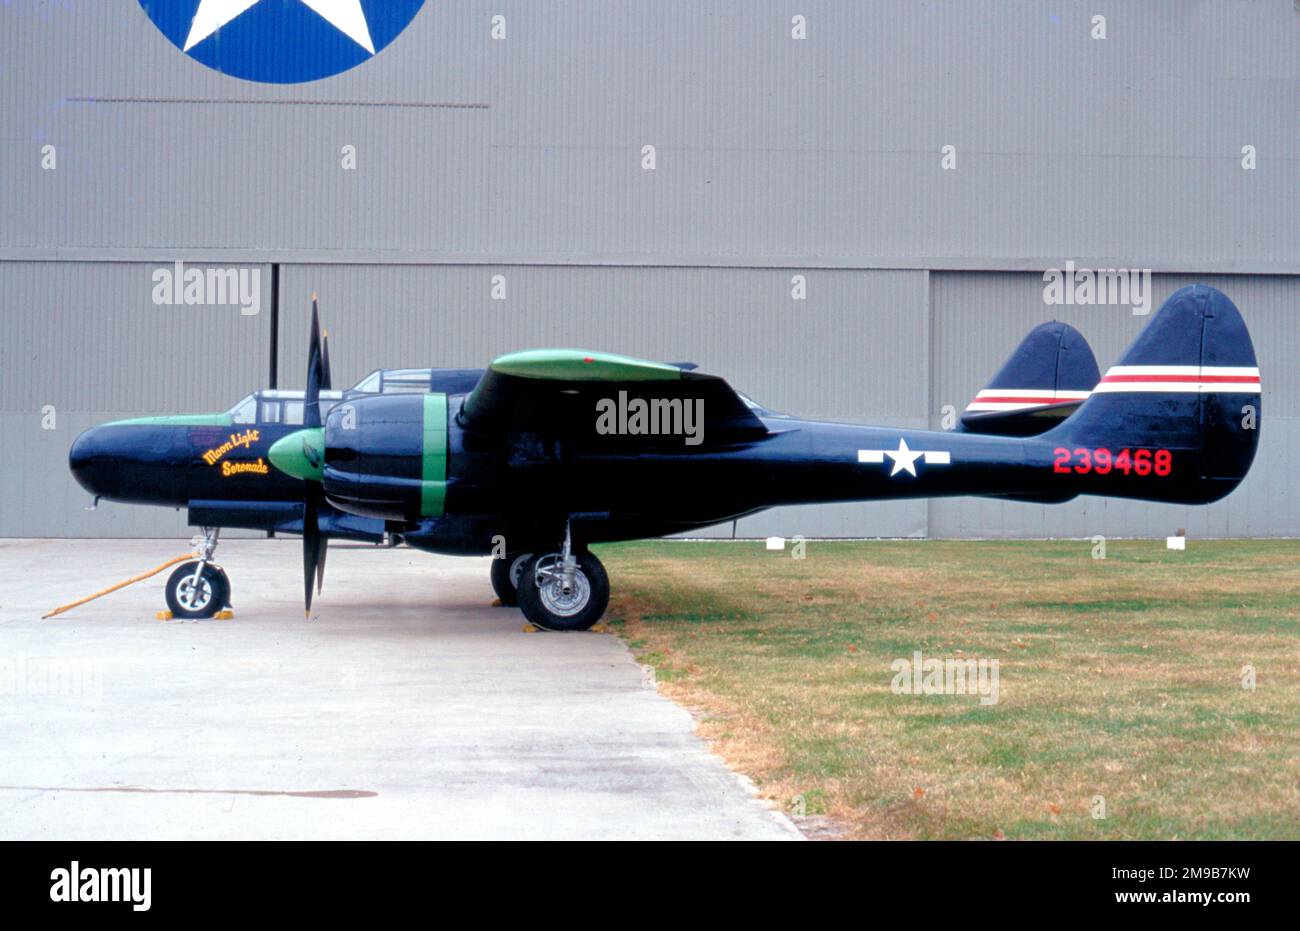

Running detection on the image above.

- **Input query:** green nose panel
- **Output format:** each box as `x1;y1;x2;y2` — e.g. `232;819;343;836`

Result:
268;428;325;482
421;393;448;517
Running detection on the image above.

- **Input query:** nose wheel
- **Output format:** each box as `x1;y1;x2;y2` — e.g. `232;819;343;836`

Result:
165;562;229;619
164;526;230;619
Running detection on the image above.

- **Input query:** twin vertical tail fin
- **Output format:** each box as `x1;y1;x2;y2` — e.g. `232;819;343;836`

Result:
962;321;1099;437
1046;285;1261;505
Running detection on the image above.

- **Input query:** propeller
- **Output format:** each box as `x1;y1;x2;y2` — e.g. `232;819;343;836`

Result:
321;328;332;393
302;294;328;617
314;326;331;601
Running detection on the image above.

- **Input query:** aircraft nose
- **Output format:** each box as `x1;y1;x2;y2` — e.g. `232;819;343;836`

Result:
69;426;120;499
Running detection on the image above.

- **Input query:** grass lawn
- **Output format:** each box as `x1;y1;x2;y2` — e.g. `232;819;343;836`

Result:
595;539;1300;840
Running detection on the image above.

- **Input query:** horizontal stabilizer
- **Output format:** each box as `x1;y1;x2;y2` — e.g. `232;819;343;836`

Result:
979;491;1079;504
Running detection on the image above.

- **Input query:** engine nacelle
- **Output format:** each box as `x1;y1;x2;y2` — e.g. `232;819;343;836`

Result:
323;393;448;522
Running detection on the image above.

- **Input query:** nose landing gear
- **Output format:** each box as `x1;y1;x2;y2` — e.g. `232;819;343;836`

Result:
164;527;231;620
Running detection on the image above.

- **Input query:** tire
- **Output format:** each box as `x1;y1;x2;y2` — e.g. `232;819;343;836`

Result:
517;551;609;632
489;551;533;607
212;567;231;608
165;562;228;620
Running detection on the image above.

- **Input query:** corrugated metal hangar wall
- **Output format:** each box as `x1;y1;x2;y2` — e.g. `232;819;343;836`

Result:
1;2;1296;539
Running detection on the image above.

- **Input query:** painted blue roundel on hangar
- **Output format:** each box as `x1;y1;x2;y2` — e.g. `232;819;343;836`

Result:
137;1;427;84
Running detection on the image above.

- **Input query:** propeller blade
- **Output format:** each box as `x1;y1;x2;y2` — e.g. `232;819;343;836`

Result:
303;486;319;617
321;329;332;392
315;534;328;595
301;293;328;615
304;294;323;429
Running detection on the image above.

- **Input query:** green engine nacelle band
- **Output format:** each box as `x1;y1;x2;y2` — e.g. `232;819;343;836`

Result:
420;393;448;517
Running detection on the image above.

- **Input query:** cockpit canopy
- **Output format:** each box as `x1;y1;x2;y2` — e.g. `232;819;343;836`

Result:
225;368;483;426
227;389;346;426
348;368;482;397
349;368;433;395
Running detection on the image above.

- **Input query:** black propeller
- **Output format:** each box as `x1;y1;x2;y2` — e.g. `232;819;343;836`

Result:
314;326;331;600
321;327;332;393
302;294;329;617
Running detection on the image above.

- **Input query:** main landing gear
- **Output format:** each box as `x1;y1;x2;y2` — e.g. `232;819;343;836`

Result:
503;523;610;632
164;527;231;620
490;551;534;607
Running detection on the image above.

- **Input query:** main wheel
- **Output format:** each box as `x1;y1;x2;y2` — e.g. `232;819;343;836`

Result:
490;551;533;607
165;562;228;620
517;551;609;632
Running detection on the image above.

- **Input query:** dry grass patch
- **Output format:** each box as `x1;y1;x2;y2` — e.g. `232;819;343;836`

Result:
597;539;1300;839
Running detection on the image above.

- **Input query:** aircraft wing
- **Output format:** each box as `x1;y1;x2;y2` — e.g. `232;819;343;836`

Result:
457;349;769;446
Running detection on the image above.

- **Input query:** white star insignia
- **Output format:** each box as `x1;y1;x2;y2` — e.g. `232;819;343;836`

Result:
885;437;921;476
857;440;952;478
185;0;376;54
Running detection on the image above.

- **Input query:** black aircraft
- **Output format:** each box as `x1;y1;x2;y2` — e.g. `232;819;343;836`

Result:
69;285;1260;631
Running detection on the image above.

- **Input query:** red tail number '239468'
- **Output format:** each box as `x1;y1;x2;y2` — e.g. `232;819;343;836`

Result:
1053;447;1172;476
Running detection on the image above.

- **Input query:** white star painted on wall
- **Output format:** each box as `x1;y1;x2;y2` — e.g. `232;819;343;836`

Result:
184;0;376;54
857;439;951;478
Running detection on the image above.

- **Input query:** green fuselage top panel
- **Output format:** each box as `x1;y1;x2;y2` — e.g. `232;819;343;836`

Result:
104;413;234;427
